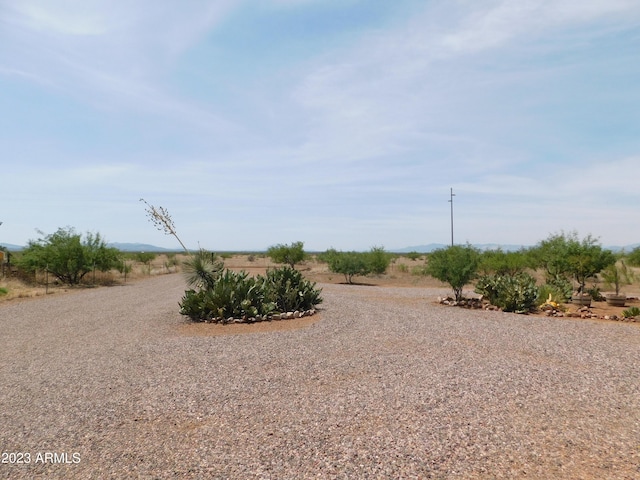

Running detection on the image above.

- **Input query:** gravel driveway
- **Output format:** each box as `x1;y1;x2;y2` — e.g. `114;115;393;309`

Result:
1;274;639;479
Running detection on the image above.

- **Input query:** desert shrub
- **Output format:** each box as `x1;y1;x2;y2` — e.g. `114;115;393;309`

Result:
622;306;640;318
425;245;480;301
537;283;568;307
267;241;306;268
396;263;408;273
475;273;539;313
17;227;121;285
314;250;331;264
117;260;133;282
544;276;573;302
626;247;640;267
324;247;391;284
179;266;322;322
405;251;422;261
178;290;205;320
478;249;534;276
180;270;265;320
411;265;428;276
586;285;605;302
135;251;156;264
529;232;615;293
164;253;179;272
366;246;391;275
0;287;7;296
325;249;370;284
263;266;323;313
135;252;156;275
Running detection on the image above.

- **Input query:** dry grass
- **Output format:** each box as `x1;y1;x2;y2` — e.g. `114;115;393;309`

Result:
0;253;182;303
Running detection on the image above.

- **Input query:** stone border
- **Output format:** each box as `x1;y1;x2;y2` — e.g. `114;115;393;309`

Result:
437;296;640;322
538;305;639;322
199;309;317;324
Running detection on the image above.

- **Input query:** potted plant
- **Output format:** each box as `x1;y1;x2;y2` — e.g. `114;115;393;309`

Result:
601;260;634;307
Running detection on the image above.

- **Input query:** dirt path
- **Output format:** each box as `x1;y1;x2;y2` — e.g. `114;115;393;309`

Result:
1;275;639;479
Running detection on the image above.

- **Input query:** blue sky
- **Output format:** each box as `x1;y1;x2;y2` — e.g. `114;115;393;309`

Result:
1;0;639;251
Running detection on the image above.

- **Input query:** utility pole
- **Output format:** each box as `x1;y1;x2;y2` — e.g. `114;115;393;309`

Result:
448;188;455;246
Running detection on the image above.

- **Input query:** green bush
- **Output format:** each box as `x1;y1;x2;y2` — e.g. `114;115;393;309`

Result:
544;276;573;302
17;227;121;285
478;249;534;276
267;241;306;268
586;285;605;302
324;247;391;284
475;273;539;313
411;264;427;276
622;306;640;318
366;246;391;275
135;251;156;264
425;245;480;301
405;251;422;261
626;247;640;267
537;283;569;306
263;266;323;313
325;249;370;284
180;270;266;320
179;266;322;322
0;287;8;296
529;232;615;293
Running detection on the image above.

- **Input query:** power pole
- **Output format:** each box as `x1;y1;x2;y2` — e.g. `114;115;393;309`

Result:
448;188;455;246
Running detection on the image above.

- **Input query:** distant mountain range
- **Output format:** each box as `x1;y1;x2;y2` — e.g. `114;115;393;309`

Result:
392;243;640;253
0;242;176;252
2;242;640;253
392;243;526;253
0;243;24;251
107;243;176;252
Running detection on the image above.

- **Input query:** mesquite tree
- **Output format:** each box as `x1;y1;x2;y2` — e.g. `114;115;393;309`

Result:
18;227;120;285
425;244;480;301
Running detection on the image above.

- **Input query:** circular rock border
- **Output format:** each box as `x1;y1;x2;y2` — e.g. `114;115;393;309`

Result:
199;309;317;324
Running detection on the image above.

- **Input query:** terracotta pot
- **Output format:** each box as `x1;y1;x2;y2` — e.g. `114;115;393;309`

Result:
571;294;592;307
605;294;626;307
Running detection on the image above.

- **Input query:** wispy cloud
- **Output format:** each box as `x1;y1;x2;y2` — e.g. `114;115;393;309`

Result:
1;1;240;129
1;1;639;249
439;0;640;55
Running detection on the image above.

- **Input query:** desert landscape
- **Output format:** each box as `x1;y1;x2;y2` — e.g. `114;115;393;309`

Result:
1;254;639;478
4;252;640;322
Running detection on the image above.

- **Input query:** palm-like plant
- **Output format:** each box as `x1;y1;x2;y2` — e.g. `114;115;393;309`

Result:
183;249;224;289
602;259;634;296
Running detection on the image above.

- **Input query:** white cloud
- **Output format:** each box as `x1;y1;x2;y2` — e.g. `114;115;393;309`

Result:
439;0;640;55
0;1;239;113
4;0;118;36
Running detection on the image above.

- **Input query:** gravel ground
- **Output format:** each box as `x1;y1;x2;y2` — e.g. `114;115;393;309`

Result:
1;274;639;479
